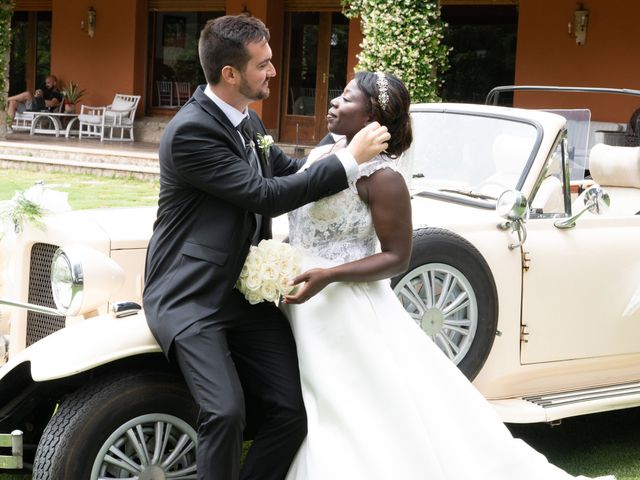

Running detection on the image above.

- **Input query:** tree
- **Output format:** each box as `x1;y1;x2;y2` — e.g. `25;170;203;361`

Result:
0;1;13;138
342;0;449;103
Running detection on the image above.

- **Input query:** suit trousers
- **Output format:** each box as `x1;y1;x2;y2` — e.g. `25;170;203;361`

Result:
173;289;307;480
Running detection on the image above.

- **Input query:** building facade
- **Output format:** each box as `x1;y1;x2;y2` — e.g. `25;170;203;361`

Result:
10;0;640;144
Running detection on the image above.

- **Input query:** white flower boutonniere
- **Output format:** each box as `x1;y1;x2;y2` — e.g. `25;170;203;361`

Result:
256;133;274;167
236;239;301;305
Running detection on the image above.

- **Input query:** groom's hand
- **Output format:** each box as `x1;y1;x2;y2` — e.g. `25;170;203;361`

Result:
348;122;390;165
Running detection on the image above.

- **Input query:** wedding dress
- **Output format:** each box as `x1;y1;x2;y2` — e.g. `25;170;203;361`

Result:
283;149;615;480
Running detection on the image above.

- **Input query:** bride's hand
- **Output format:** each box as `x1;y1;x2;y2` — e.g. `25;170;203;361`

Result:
348;122;390;165
282;268;331;304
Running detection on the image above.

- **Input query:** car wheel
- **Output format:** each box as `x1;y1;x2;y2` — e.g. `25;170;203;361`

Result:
32;370;198;479
391;227;498;380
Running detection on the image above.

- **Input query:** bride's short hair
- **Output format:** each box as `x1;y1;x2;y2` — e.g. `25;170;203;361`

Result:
354;71;413;157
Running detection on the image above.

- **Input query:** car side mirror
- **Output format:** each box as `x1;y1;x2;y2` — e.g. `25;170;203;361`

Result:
583;186;610;214
554;185;610;229
496;190;529;249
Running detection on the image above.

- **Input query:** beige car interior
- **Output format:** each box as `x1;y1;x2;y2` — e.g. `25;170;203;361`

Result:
577;144;640;216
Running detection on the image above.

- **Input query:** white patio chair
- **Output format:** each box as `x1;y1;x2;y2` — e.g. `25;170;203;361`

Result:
174;81;191;106
156;80;174;107
12;92;66;132
12;111;37;132
78;94;141;141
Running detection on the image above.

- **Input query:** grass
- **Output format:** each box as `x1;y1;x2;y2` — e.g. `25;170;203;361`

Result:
507;407;640;479
0;169;159;210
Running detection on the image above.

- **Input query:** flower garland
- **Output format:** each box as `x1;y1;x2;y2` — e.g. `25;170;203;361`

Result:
0;183;71;239
342;0;450;103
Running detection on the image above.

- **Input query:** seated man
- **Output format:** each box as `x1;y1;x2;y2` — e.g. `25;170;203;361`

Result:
7;75;63;121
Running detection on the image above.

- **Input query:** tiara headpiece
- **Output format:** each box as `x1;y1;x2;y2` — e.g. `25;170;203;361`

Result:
375;72;389;111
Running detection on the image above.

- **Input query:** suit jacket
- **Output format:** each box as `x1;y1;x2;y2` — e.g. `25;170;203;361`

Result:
144;85;348;353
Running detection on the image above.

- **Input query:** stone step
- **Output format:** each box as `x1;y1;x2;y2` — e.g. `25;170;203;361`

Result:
0;140;159;167
0;137;313;180
0;138;160;180
0;153;160;181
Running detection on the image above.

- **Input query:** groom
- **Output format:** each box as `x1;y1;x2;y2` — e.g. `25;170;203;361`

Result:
143;14;390;480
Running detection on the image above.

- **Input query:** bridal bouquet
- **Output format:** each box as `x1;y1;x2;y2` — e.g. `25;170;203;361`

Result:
236;239;302;305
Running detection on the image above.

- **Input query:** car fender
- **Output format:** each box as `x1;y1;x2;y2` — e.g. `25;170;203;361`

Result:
0;312;160;383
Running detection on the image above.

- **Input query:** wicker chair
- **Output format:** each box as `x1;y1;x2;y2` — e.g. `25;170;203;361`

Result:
78;94;141;141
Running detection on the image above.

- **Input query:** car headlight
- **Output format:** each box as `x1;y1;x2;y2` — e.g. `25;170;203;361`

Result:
496;189;529;221
51;245;125;316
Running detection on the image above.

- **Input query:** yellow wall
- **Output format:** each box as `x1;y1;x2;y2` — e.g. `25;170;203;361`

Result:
515;0;640;123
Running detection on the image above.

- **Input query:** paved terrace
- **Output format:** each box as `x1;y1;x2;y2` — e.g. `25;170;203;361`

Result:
0;117;312;180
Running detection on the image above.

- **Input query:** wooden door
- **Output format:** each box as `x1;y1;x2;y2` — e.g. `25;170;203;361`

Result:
279;12;349;146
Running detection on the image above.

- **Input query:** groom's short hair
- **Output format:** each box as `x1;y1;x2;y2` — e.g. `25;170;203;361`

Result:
199;15;270;85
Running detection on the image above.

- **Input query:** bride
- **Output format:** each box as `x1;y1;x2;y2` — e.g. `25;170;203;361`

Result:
281;71;615;480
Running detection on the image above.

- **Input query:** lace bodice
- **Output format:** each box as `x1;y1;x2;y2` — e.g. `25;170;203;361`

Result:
288;153;400;264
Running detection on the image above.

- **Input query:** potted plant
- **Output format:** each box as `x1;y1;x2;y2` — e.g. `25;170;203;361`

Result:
63;81;86;113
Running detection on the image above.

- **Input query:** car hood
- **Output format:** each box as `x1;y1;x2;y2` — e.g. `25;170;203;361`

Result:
78;207;157;250
61;207;157;250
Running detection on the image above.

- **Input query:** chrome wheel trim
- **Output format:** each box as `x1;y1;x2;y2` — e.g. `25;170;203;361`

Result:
90;413;197;480
393;262;478;365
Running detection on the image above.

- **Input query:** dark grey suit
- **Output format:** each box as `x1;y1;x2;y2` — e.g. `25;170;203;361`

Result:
143;85;348;480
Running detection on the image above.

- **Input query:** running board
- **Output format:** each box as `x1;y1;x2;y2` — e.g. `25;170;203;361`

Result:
489;381;640;423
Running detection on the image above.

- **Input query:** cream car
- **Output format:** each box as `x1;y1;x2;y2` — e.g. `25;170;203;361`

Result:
0;99;639;477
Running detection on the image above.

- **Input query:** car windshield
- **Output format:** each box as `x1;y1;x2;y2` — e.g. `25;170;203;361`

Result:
405;111;538;201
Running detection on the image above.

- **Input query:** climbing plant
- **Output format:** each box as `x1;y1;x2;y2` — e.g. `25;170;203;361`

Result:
342;0;450;103
0;0;13;136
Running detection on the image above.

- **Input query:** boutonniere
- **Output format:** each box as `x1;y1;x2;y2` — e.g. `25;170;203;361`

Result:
256;133;274;166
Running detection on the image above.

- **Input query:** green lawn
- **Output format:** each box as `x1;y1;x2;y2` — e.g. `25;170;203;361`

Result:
0;169;159;210
507;407;640;479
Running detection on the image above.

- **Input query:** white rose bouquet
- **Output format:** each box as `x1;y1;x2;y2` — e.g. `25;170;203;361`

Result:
236;239;302;305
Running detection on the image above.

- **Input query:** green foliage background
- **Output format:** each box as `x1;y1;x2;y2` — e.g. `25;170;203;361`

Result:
342;0;449;103
0;0;14;133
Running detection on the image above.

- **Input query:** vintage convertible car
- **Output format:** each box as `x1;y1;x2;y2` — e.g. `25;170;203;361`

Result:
1;98;639;477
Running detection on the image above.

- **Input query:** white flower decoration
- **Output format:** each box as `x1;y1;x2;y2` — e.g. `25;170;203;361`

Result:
256;133;274;167
236;239;302;305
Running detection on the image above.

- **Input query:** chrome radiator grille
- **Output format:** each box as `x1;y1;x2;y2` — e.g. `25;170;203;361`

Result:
26;243;65;346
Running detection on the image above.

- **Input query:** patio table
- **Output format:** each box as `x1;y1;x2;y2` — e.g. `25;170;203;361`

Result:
30;112;80;138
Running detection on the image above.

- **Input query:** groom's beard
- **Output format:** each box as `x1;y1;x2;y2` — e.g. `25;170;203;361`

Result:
239;76;270;101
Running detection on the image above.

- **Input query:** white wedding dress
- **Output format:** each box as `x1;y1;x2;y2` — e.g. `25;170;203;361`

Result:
282;150;615;480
